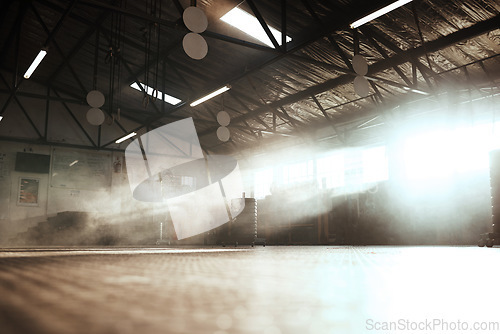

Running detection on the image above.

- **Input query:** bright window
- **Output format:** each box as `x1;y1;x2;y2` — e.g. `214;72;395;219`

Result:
253;146;390;197
283;160;314;185
254;168;273;199
221;7;292;48
130;82;181;105
403;122;499;180
317;153;344;189
363;146;389;183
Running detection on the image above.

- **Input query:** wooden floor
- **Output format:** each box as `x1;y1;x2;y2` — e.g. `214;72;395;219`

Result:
1;246;500;334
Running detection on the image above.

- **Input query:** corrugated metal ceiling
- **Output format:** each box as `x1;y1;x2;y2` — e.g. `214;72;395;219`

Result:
0;0;499;156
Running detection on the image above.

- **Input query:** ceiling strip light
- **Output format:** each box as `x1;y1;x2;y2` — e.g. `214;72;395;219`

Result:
115;132;137;144
350;0;413;29
130;82;182;105
24;50;48;79
366;75;429;95
221;7;291;48
190;85;231;107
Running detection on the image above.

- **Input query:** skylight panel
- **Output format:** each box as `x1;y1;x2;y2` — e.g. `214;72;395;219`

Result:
130;82;182;105
221;7;292;48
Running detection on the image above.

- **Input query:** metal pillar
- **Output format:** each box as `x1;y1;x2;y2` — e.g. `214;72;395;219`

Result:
478;149;500;247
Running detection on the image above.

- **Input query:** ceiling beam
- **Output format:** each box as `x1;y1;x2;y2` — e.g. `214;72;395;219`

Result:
411;1;433;70
327;35;354;72
246;0;281;50
0;90;83;104
98;0;414;137
30;3;88;94
311;95;344;143
0;72;44;139
203;31;279;54
78;0;179;29
0;1;14;30
361;31;413;87
78;0;281;54
197;15;500;137
44;9;110;84
281;0;287;51
359;25;444;85
43;0;79;47
53;89;97;148
0;136;125;152
44;86;50;141
171;0;184;17
0;3;28;67
13;95;44;139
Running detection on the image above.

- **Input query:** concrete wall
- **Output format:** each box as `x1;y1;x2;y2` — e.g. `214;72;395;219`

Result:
0;140;255;245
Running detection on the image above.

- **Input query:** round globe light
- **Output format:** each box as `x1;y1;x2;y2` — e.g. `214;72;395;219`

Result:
86;107;105;126
354;75;370;97
183;33;208;60
183;6;208;33
352;54;369;76
217;111;230;126
216;126;230;142
86;90;105;108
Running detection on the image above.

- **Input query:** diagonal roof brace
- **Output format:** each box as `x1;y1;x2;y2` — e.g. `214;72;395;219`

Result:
197;14;500;137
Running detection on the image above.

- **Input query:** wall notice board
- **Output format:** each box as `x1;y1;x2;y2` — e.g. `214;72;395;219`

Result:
50;148;112;190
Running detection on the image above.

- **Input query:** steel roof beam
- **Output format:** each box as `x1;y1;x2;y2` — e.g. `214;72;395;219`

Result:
0;89;82;104
43;10;110;84
311;95;343;143
53;89;97;147
30;3;88;94
0;135;125;152
197;14;500;137
0;3;28;67
134;1;413;125
44;86;50;141
361;32;413;87
43;0;79;47
359;25;444;85
1;71;44;139
78;0;280;53
246;0;281;51
281;0;287;51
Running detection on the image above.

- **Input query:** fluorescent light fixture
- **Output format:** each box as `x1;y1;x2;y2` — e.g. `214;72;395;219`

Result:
69;160;78;167
24;50;47;79
115;132;137;144
350;0;412;29
190;85;231;107
0;116;3;122
130;82;182;105
411;88;429;95
402;86;429;95
367;75;429;95
221;7;292;48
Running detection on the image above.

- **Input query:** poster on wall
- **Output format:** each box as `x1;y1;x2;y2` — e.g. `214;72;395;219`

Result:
113;157;122;173
18;177;39;206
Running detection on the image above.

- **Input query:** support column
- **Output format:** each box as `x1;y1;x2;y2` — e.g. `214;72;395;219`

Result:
490;150;500;234
478;149;500;247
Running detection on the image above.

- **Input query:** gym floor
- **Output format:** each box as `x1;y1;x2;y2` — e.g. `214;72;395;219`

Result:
0;246;499;334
